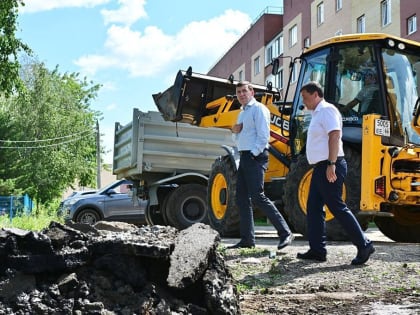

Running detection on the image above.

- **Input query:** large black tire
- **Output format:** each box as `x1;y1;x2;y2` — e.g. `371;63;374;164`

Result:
207;156;240;237
159;190;173;226
165;184;208;230
75;208;101;225
374;207;420;242
147;187;176;226
145;205;166;226
283;146;366;241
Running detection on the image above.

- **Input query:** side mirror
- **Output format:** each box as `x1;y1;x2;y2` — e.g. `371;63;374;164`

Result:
413;98;420;135
271;58;279;75
107;189;117;195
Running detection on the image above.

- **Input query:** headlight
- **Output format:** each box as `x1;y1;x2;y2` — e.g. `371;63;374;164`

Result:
63;197;83;206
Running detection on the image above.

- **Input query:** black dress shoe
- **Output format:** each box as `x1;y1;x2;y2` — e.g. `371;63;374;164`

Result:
227;242;255;249
277;233;294;250
297;250;327;262
351;244;375;265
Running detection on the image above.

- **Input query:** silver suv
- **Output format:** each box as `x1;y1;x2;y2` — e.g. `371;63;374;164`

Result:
58;179;147;225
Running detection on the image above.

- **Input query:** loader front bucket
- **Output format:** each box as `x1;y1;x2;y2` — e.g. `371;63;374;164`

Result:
153;67;277;125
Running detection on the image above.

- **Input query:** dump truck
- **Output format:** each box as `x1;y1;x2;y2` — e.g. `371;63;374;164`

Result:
153;33;420;243
112;109;233;230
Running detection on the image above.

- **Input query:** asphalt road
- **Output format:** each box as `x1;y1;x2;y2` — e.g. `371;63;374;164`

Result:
221;225;393;249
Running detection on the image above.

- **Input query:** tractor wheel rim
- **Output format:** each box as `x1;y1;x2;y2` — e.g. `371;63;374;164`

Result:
211;173;228;220
298;170;337;221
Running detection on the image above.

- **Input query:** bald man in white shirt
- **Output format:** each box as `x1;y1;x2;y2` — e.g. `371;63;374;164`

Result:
297;81;375;265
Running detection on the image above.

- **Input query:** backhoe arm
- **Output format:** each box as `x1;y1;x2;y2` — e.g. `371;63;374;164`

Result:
152;67;281;128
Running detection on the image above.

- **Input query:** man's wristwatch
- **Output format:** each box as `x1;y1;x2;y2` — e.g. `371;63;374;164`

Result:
327;160;336;166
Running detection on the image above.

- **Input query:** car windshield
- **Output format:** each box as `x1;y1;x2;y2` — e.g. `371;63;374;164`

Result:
97;180;131;194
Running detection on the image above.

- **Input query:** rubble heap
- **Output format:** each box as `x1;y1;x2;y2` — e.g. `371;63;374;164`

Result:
0;221;240;314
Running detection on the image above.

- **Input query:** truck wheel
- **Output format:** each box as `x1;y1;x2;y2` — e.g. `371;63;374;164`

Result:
374;208;420;242
145;205;166;226
75;208;101;225
160;191;172;226
148;187;175;226
207;156;240;237
283;147;365;241
165;184;208;230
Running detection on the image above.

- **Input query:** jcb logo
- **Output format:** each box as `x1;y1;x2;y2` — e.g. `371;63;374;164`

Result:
270;114;289;131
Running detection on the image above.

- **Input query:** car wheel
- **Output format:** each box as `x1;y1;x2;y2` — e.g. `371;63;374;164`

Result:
75;208;101;225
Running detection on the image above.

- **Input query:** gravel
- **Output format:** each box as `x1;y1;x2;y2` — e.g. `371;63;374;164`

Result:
221;226;420;315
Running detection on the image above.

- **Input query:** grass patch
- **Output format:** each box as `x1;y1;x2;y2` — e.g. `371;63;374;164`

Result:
254;217;270;226
218;245;270;257
0;200;64;231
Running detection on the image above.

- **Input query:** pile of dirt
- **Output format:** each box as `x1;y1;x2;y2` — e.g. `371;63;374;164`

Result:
0;221;240;314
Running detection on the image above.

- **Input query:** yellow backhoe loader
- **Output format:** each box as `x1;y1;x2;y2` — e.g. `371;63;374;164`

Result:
153;33;420;242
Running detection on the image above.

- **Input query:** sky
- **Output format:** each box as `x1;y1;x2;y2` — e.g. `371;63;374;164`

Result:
17;0;283;164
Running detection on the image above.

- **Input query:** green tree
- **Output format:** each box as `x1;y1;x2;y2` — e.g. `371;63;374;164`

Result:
0;0;31;96
0;59;101;207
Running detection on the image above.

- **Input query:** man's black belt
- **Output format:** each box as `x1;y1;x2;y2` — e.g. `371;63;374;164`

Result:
313;156;345;167
239;148;268;155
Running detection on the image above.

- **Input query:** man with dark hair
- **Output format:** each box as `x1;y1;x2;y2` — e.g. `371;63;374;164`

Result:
297;81;375;265
228;81;293;250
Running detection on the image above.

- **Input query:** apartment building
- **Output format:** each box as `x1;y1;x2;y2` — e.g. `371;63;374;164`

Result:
208;1;420;100
207;6;283;85
283;0;420;96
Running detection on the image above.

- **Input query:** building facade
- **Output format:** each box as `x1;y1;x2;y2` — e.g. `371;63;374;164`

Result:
208;1;420;100
207;6;283;85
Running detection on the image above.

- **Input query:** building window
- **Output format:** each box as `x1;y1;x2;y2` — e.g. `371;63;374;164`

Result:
239;70;243;82
381;0;391;27
274;37;279;56
408;15;417;35
317;2;324;26
254;57;260;76
303;37;310;49
278;68;284;89
266;46;273;66
279;35;284;55
357;15;366;33
336;0;342;12
289;25;297;47
291;65;298;83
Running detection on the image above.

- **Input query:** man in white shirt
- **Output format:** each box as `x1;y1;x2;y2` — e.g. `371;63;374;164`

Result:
297;81;375;265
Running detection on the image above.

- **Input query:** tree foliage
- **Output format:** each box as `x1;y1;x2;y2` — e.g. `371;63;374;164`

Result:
0;59;101;205
0;1;102;207
0;0;31;96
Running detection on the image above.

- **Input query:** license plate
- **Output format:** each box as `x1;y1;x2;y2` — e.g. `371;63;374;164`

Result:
374;119;390;137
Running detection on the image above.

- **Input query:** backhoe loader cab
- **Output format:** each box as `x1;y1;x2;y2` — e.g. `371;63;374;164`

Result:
286;33;420;154
153;33;420;242
282;33;420;242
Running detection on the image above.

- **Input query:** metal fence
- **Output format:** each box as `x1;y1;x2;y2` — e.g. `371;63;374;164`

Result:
0;194;33;219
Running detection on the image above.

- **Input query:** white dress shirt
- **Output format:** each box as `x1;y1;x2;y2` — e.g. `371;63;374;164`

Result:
306;100;344;164
235;97;270;156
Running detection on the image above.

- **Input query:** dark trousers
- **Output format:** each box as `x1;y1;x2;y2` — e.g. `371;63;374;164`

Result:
236;150;291;245
307;158;370;255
